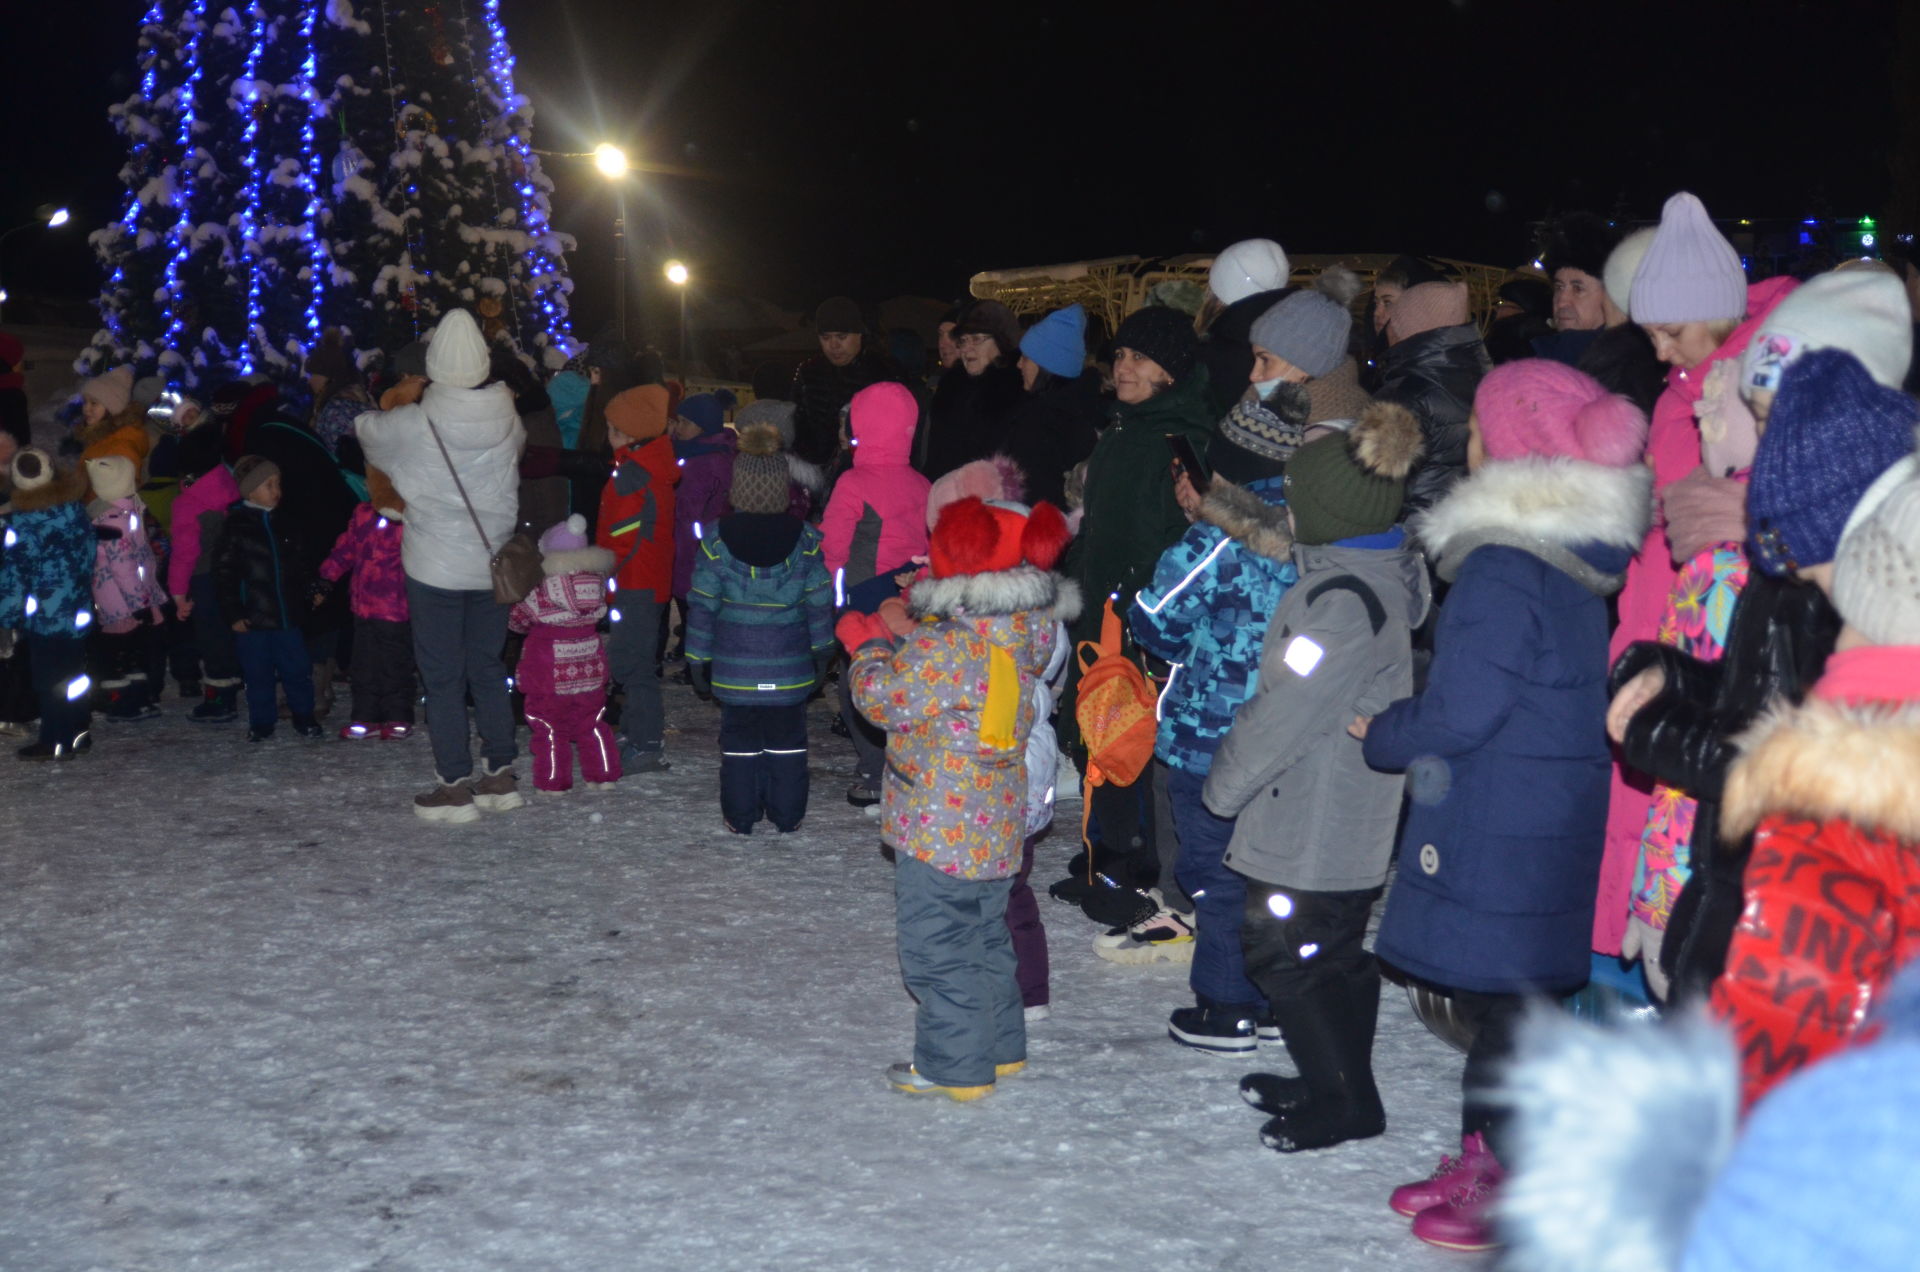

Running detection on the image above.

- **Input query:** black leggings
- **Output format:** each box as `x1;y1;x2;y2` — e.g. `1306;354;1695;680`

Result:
1453;990;1536;1161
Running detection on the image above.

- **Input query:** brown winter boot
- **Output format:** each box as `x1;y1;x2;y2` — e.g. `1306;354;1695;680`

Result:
414;777;480;824
470;761;525;812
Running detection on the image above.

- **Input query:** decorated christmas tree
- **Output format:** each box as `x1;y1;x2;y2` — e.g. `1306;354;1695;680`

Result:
79;0;576;391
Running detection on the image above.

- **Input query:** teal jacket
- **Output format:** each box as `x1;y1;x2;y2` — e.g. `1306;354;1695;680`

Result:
685;514;835;706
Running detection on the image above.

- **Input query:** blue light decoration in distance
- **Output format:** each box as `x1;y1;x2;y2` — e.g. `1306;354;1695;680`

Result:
163;2;210;377
235;1;269;374
295;0;326;347
103;3;171;358
479;0;572;350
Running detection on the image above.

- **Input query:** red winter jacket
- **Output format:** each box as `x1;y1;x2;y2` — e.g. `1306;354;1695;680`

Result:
1711;687;1920;1110
595;434;678;600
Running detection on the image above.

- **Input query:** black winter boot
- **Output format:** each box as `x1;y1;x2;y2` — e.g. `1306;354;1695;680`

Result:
1256;973;1385;1153
190;683;240;723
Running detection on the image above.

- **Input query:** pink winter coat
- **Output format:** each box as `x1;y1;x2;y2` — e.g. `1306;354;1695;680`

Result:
1592;275;1797;954
319;503;410;624
166;464;242;597
821;381;931;586
508;546;615;700
91;497;169;629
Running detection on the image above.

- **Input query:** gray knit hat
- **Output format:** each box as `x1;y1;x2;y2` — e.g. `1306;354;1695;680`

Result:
730;422;791;515
232;455;281;499
1249;289;1354;379
735;399;797;450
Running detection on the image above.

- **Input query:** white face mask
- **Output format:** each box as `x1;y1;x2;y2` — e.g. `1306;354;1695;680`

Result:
1251;376;1286;402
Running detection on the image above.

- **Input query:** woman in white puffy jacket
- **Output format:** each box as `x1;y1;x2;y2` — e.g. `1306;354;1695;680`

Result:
357;308;527;823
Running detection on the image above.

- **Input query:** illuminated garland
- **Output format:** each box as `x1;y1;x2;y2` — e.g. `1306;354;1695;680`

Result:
162;0;209;366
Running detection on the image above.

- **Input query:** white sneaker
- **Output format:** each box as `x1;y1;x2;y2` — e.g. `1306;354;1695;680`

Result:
1092;895;1196;966
1024;1004;1052;1023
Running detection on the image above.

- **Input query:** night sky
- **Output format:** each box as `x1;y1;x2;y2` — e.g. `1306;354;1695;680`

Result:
1;0;1903;340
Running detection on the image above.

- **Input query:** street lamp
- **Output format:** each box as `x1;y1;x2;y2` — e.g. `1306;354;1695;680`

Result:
0;204;73;323
594;145;631;345
664;260;689;374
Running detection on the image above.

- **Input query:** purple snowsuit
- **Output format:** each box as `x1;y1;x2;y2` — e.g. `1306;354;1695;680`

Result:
671;430;736;600
509;546;621;791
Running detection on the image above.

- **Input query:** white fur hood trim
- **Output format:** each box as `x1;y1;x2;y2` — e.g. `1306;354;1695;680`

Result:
1722;698;1920;841
1414;458;1652;589
539;545;615;578
909;565;1078;621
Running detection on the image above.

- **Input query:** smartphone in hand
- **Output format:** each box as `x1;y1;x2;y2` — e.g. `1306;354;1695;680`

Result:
1164;433;1210;496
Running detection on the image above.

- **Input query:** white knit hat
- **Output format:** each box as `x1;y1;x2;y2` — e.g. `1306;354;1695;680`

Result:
1603;227;1658;319
1834;469;1920;646
1630;193;1748;325
1209;239;1291;306
425;308;491;389
1741;270;1915;397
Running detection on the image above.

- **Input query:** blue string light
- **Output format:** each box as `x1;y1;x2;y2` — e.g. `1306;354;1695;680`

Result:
236;0;268;374
479;0;571;352
163;2;210;380
296;0;325;348
101;3;170;361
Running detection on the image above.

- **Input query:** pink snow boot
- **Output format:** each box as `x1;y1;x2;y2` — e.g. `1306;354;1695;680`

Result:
1389;1132;1497;1217
1409;1159;1506;1252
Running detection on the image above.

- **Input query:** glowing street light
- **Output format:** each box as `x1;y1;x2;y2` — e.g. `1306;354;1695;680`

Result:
664;261;690;372
594;144;632;344
0;203;75;322
592;143;629;179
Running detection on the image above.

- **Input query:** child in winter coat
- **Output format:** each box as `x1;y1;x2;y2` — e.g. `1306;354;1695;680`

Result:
595;384;678;772
316;467;414;740
214;456;322;742
1125;383;1310;1026
669;392;738;631
843;495;1074;1102
0;448;98;758
168;423;244;723
824;381;932;807
82;422;169;720
1710;467;1920;1111
509;515;620;793
1361;361;1651;1251
1200;402;1428;1155
684;423;835;832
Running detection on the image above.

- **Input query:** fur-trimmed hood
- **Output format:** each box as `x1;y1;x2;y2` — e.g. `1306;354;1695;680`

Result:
1414;457;1652;595
8;463;90;514
539;544;615;579
909;566;1082;623
1196;476;1292;563
1721;698;1920;842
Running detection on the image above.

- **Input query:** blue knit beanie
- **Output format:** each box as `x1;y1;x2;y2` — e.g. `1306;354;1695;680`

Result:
1019;304;1087;379
1748;348;1920;577
677;390;736;436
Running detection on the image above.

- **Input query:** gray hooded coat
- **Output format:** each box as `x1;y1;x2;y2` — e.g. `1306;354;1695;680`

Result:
1202;533;1431;892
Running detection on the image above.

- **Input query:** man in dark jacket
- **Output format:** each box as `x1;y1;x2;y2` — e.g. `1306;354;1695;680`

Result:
1533;213;1624;367
789;296;905;469
1377;280;1490;516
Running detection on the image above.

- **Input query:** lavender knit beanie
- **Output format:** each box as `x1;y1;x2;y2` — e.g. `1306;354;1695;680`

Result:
1630;193;1748;325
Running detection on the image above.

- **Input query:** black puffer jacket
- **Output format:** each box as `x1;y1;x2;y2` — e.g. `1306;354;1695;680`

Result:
918;361;1024;481
212;502;315;632
997;369;1104;510
1608;572;1840;1003
790;348;906;468
1377;323;1489;516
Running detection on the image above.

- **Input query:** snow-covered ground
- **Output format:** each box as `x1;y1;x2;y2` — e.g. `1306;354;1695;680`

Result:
0;681;1486;1271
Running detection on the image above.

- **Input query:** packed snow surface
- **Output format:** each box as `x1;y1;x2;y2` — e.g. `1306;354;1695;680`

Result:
0;684;1483;1270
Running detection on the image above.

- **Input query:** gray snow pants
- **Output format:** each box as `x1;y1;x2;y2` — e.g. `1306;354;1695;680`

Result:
407;579;516;783
607;592;665;754
895;854;1024;1087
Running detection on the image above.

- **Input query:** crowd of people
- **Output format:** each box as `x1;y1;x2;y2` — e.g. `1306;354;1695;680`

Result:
3;187;1919;1259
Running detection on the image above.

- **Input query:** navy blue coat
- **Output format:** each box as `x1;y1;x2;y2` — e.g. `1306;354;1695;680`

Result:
1364;458;1651;995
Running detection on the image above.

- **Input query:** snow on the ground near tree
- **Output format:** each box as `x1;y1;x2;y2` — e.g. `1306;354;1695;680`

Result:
0;681;1486;1271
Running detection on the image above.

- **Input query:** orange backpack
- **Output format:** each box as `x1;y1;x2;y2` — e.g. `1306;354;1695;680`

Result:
1074;597;1158;792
